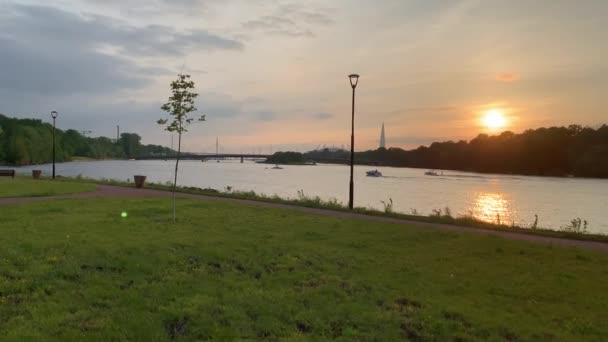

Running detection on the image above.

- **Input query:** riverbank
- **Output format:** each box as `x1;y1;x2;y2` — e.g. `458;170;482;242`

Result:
9;160;608;235
1;192;607;340
44;175;608;243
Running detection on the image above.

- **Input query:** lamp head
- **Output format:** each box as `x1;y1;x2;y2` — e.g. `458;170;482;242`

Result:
51;111;58;119
348;74;360;89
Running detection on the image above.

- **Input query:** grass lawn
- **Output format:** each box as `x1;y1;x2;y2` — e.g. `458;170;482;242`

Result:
1;198;607;341
54;176;608;243
0;178;96;198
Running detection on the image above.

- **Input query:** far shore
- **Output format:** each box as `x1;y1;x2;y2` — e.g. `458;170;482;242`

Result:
3;157;608;180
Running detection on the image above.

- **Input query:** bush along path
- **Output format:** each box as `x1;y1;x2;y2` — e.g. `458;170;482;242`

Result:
1;184;607;252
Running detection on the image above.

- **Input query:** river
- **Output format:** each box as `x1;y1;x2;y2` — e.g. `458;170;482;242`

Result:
13;160;608;234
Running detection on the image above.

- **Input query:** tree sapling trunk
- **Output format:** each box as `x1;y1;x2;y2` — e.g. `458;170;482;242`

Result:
158;74;205;222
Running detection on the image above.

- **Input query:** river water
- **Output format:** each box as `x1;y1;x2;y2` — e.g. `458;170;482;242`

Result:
13;160;608;234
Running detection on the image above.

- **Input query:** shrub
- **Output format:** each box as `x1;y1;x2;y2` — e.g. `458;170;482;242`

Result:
380;198;394;214
561;218;589;234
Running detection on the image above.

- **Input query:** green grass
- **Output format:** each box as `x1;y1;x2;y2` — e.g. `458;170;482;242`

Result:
0;178;96;197
54;175;608;243
1;198;607;341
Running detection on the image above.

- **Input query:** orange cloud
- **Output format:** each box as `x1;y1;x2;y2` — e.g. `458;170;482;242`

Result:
495;72;520;82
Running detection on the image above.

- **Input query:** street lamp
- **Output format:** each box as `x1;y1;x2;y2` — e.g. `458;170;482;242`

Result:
348;74;359;209
51;111;58;179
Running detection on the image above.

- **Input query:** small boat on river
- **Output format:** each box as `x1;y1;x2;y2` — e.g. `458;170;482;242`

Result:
425;170;443;176
366;169;382;177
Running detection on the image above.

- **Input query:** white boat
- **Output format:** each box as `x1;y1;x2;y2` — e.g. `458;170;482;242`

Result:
272;164;283;169
366;169;382;177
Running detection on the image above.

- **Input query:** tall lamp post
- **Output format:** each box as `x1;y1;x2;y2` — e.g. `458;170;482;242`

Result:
51;111;58;179
348;74;359;210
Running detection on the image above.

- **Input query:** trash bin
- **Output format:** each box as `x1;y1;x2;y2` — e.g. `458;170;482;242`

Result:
32;170;42;179
134;175;146;189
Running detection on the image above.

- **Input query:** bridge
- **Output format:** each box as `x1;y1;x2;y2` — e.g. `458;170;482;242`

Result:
137;154;381;165
138;153;271;162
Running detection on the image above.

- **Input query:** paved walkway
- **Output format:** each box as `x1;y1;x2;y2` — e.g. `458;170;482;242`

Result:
2;185;607;252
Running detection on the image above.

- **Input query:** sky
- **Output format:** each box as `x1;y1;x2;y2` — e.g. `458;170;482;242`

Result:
1;0;606;153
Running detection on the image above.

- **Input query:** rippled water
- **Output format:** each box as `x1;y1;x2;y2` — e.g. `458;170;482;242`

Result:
14;160;608;233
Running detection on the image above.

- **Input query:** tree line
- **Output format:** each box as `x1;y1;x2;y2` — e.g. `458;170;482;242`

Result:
265;151;307;164
304;124;608;178
0;114;174;165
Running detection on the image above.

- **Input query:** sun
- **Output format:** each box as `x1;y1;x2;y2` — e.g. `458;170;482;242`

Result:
483;109;507;129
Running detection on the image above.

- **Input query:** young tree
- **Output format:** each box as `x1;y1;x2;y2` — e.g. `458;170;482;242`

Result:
158;74;205;222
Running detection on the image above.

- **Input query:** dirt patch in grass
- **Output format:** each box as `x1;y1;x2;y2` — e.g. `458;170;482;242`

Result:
498;327;519;341
295;320;312;334
164;317;189;339
394;297;422;314
442;311;472;328
390;297;425;340
80;264;124;273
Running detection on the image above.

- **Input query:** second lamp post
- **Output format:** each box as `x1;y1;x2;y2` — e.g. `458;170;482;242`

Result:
348;74;359;210
51;110;58;179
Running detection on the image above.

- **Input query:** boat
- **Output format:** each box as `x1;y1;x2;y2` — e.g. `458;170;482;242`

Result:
271;164;283;169
366;169;382;177
425;170;439;176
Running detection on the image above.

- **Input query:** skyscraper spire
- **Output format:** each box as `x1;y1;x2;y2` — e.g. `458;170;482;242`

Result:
379;122;386;148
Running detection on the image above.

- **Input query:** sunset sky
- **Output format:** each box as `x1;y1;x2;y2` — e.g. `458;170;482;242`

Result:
1;0;606;153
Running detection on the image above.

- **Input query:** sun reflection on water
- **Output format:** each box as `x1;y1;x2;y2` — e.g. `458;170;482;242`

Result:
472;192;511;224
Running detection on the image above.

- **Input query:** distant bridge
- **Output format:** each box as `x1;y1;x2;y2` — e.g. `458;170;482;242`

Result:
136;155;386;165
138;153;271;161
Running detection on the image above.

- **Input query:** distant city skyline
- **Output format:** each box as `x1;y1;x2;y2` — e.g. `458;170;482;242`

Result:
1;0;606;153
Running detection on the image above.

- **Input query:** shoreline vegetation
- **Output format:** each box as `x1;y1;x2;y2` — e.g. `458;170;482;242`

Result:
0;114;175;165
303;124;608;179
2;113;608;179
46;175;608;243
262;151;315;165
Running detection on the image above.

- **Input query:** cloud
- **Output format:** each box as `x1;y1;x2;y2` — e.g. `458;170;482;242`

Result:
277;3;335;26
83;0;214;17
495;72;520;82
242;15;313;37
1;4;243;57
243;16;296;30
0;36;153;96
240;3;334;38
382;105;462;122
316;112;334;120
254;111;276;121
0;91;257;143
0;3;243;98
298;11;334;26
200;94;243;119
